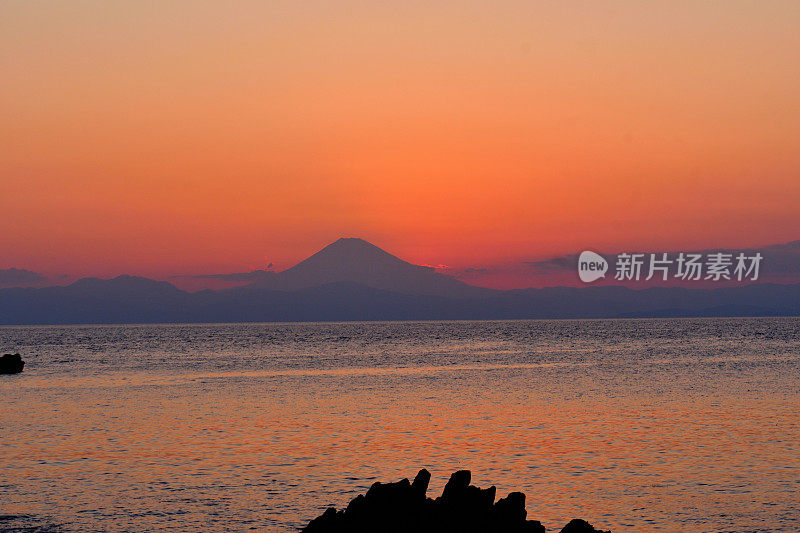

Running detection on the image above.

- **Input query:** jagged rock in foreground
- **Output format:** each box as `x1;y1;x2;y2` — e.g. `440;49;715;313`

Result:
0;353;24;374
303;469;610;533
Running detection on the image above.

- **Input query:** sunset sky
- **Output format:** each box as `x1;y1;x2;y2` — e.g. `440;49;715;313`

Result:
2;1;799;288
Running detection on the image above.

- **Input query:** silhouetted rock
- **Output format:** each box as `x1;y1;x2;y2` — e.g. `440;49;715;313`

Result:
561;518;611;533
302;470;611;533
0;353;24;374
411;468;431;495
494;491;528;526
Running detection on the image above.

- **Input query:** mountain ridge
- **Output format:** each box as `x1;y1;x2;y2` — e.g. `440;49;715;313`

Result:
239;237;496;298
0;238;798;324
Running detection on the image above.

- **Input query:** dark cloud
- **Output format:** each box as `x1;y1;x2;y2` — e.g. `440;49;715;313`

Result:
462;267;492;274
446;239;800;289
523;241;800;277
0;268;48;287
525;255;580;273
448;266;503;279
751;240;800;274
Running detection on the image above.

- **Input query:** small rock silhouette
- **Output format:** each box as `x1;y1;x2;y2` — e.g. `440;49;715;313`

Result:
303;469;610;533
0;353;24;374
561;518;611;533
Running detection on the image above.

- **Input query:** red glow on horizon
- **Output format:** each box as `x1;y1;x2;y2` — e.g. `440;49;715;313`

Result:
1;2;798;282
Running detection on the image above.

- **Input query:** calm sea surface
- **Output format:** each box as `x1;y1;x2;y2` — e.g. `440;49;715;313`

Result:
1;318;799;532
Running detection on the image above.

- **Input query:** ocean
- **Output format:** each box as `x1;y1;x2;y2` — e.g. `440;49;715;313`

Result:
1;318;799;532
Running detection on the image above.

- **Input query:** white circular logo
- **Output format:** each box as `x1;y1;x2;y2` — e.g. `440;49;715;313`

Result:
578;251;608;282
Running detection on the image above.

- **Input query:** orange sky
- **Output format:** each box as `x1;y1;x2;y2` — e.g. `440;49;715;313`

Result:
1;1;799;284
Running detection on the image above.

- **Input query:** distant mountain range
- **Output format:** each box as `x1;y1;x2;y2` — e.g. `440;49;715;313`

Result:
239;238;495;298
1;238;798;324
